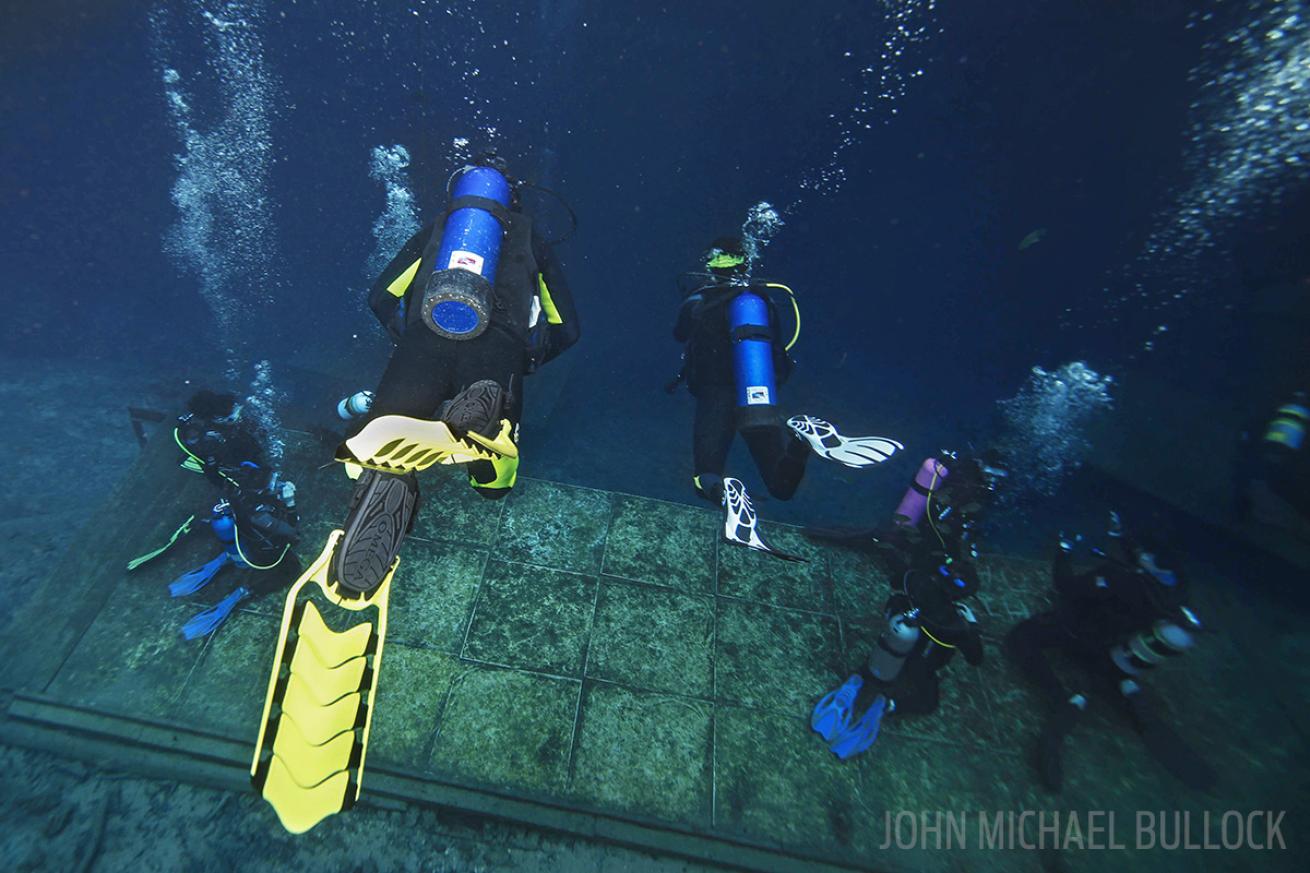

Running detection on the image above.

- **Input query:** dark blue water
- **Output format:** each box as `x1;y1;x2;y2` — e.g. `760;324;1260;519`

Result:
3;0;1307;546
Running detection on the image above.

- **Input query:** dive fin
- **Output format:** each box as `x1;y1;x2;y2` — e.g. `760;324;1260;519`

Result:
182;586;249;639
811;674;863;743
787;416;903;468
336;414;515;474
168;550;233;597
251;530;395;834
722;477;804;562
830;694;889;760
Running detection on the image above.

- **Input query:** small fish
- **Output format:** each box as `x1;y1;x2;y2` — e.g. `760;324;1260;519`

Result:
1018;228;1047;251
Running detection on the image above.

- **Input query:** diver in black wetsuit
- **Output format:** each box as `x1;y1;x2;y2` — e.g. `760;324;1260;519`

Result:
333;152;580;593
809;452;998;759
1004;513;1214;792
670;236;902;559
175;389;267;484
127;389;301;639
672;236;808;503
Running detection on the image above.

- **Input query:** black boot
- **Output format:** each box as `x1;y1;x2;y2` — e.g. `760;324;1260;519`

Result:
440;379;505;442
333;470;419;595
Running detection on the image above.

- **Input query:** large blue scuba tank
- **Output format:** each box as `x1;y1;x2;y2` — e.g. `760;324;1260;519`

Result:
728;289;779;429
420;166;513;340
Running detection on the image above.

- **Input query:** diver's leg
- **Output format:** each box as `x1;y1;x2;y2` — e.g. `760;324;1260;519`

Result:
692;385;736;501
335;325;452;592
450;325;527;500
362;323;458;425
742;420;810;500
1006;614;1086;792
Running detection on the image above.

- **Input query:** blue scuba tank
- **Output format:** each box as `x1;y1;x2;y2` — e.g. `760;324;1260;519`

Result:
420;166;513;339
728;289;778;429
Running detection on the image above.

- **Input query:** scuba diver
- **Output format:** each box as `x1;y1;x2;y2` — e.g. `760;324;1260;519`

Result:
250;151;580;834
1004;512;1214;793
174;389;266;482
128;390;300;638
1236;388;1310;538
810;452;1000;758
670;236;902;559
330;150;580;592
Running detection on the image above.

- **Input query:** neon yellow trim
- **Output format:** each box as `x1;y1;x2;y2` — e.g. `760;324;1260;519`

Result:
251;530;392;833
234;522;291;571
764;283;801;351
386;258;422;298
693;475;702;492
537;274;563;324
1266;428;1302;447
181;456;204;473
126;515;196;570
1276;404;1309;421
920;624;957;649
706;253;745;269
173;427;239;488
471;453;519;490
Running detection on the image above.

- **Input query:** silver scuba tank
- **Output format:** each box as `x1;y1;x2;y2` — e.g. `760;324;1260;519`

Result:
868;608;921;683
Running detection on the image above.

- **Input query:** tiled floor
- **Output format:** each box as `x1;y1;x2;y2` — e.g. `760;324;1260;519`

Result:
14;433;1307;871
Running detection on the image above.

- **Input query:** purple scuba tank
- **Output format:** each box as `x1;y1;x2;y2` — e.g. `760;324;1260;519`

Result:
893;457;949;527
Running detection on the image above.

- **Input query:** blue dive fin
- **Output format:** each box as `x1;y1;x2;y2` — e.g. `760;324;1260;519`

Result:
830;694;888;760
169;551;233;597
181;586;249;640
811;674;863;743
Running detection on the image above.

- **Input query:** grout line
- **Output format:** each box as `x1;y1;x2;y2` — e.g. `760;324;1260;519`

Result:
566;575;603;783
457;549;496;659
453;656;585;686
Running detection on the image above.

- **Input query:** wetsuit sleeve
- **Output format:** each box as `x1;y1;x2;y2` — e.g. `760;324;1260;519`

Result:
959;626;984;666
367;222;434;340
532;242;581;367
674;295;699;342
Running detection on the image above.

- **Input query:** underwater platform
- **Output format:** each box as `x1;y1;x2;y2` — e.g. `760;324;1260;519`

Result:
0;429;1305;873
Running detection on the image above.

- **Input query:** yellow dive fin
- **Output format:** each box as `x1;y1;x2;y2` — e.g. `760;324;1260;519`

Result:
250;530;394;834
335;413;517;474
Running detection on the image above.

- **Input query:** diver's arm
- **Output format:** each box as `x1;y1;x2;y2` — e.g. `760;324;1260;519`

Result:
674;294;700;342
367;222;433;339
534;246;580;365
953;602;985;666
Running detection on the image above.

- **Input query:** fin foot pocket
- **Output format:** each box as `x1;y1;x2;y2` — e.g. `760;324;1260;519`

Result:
251;531;394;834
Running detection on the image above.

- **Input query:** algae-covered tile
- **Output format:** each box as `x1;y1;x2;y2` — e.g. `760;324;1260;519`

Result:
386;539;487;652
717;523;830;610
587;580;714;697
370;644;461;766
462;560;595;676
601;495;717;594
713;704;862;856
570;682;712;824
493;478;611;573
977;555;1053;623
174;610;279;736
429;664;577;794
47;589;204;718
851;735;1045;873
410;464;505;547
826;541;894;620
716;599;841;713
